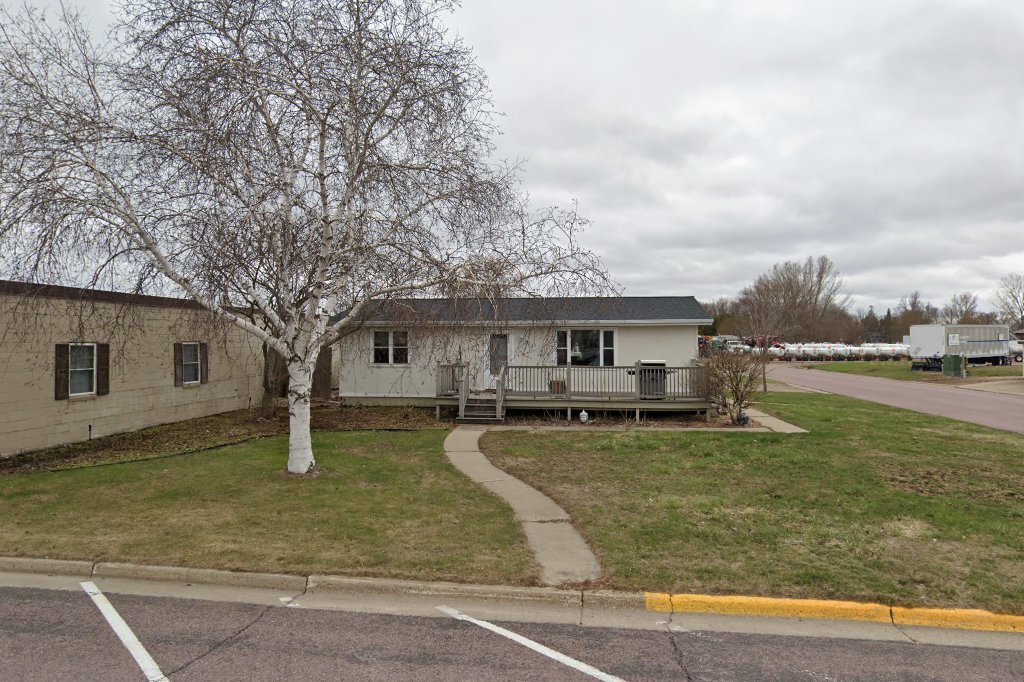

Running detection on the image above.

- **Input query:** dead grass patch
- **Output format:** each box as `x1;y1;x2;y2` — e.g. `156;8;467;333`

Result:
882;466;1024;503
1;404;441;474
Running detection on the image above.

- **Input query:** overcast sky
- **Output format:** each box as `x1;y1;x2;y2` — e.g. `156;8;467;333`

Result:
51;0;1024;312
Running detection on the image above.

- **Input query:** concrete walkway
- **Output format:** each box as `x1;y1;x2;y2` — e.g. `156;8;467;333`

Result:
744;408;808;433
957;377;1024;396
442;426;601;586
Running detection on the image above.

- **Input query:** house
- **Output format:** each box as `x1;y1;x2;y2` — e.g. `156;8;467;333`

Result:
0;280;264;457
332;296;713;421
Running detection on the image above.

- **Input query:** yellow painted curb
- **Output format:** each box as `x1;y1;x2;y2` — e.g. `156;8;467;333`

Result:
645;592;1024;633
667;593;891;623
892;606;1024;633
645;592;672;612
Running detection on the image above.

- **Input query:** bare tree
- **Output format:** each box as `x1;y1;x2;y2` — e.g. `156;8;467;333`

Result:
0;0;610;473
703;349;769;425
733;255;851;340
940;292;980;324
994;274;1024;330
894;291;939;334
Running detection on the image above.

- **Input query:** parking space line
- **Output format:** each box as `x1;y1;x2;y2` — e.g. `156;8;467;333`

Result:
437;605;625;682
80;581;168;682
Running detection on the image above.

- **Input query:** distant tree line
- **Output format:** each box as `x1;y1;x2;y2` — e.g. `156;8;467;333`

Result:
702;259;1024;343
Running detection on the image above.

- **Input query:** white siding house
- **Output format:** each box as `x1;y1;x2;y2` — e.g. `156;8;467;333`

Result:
332;297;712;420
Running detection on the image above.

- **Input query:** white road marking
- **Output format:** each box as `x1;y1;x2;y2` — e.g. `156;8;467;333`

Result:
437;605;626;682
80;582;168;682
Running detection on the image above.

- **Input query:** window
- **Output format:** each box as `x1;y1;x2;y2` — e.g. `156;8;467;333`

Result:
556;331;568;366
69;343;96;396
373;330;409;365
603;330;615;366
173;342;209;387
55;342;109;400
182;342;201;383
556;330;616;366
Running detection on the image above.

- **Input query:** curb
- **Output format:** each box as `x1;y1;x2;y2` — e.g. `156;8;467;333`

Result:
94;562;307;591
308;575;582;607
2;557;1022;634
0;557;95;576
645;592;1024;633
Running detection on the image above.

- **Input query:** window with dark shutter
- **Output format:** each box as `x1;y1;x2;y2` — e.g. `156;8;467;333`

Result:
181;342;200;383
175;342;209;385
68;344;97;396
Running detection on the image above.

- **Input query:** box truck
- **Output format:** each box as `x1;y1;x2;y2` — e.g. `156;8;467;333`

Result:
909;324;1011;371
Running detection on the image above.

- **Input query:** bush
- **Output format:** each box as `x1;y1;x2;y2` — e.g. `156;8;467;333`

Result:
703;349;768;424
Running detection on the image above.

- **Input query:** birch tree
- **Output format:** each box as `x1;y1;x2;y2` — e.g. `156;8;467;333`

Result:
0;0;609;473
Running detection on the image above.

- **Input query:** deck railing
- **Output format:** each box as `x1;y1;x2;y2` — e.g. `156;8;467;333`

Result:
437;363;708;402
436;362;467;396
502;364;707;400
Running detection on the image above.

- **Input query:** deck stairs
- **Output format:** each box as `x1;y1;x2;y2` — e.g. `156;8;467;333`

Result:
455;394;505;424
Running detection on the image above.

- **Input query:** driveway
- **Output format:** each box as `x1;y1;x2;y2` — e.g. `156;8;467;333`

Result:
769;365;1024;434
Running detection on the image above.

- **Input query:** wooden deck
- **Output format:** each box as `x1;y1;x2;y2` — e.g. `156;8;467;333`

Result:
437;363;711;421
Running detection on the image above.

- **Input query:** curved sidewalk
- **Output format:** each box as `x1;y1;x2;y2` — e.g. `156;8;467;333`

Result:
442;426;601;586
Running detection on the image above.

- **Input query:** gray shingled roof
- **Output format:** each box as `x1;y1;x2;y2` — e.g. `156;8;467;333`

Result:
350;297;711;324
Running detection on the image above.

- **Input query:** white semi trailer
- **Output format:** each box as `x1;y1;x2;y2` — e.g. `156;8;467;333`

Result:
908;324;1012;371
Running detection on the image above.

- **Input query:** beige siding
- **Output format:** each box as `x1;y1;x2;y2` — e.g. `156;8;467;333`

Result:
335;326;553;398
0;294;263;457
333;323;700;398
616;325;700;366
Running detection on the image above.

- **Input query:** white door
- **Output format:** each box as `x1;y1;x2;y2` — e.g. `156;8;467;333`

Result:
486;333;509;390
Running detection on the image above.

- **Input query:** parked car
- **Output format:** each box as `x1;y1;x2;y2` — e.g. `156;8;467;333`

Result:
725;339;749;353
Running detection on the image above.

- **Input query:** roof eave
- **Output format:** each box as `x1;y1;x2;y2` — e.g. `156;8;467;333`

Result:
361;318;714;326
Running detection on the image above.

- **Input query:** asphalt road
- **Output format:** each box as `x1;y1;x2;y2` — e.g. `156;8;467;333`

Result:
3;586;1024;681
769;365;1024;434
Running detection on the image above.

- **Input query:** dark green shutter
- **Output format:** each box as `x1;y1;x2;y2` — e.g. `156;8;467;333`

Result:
199;343;209;384
95;343;110;396
173;342;183;386
54;344;69;400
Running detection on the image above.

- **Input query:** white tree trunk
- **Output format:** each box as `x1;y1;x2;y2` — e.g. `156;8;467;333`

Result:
286;360;316;474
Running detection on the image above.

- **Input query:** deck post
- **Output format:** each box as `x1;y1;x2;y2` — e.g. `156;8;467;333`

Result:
634;361;642;400
635;407;640;423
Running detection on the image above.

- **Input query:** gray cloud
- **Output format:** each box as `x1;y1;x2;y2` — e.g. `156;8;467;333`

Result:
447;0;1024;312
30;0;1024;313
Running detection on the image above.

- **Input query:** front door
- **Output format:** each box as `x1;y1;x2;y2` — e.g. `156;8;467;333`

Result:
487;333;509;389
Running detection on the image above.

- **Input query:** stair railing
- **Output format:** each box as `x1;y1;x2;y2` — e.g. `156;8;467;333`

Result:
495;365;507;419
457;367;468;419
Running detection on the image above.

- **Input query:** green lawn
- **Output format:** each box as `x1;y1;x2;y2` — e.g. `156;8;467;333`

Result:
0;431;538;585
481;393;1024;613
811;360;1020;382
